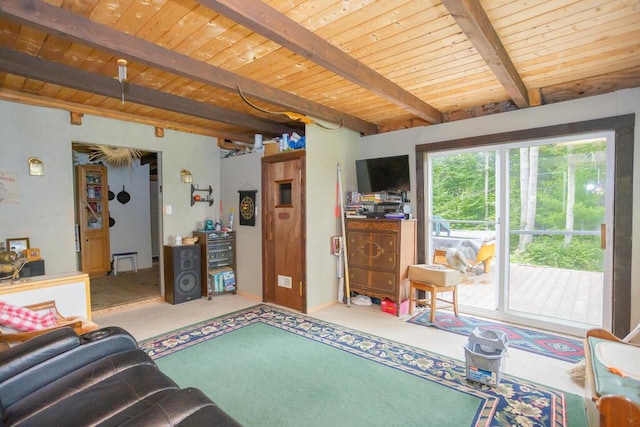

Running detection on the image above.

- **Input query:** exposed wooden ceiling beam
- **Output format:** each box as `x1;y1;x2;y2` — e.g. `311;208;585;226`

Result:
217;140;252;151
443;100;518;122
441;0;530;108
0;0;377;135
197;0;443;125
0;48;298;137
541;66;640;105
0;88;250;141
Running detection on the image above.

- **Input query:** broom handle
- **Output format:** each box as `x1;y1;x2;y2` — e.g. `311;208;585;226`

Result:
335;168;344;303
337;163;351;307
85;201;99;222
623;323;640;343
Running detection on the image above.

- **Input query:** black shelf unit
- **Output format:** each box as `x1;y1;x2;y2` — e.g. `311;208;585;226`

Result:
191;184;214;206
194;230;236;299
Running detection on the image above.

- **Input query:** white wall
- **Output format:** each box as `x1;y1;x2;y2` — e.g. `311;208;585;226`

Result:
218;125;361;312
306;123;360;312
220;151;263;299
360;88;640;332
0;100;220;277
0;103;77;273
104;161;151;268
0;98;358;312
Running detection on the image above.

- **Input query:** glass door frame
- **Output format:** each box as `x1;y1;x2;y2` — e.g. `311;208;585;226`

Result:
427;133;614;336
504;134;614;332
414;115;635;337
424;135;611;336
425;146;502;316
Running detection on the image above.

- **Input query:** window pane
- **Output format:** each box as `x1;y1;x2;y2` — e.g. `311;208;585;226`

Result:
279;182;292;206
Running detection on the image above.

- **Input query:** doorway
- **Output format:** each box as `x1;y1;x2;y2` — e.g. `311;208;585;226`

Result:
262;151;306;312
72;143;162;312
425;133;611;335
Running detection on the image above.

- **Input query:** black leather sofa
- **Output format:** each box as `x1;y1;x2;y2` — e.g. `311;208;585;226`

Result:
0;326;241;426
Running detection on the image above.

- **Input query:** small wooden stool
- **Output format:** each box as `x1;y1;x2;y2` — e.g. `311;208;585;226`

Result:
112;252;138;276
409;280;459;322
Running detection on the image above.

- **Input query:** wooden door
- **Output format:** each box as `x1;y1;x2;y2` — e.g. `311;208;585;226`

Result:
77;164;111;276
262;151;306;312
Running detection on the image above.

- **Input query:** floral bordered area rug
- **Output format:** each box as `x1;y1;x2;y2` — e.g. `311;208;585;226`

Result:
141;304;584;427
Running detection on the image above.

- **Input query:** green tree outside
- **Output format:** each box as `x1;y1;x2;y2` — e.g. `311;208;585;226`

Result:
431;140;605;272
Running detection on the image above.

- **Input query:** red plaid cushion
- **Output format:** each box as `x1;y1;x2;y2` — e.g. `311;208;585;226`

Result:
0;301;57;332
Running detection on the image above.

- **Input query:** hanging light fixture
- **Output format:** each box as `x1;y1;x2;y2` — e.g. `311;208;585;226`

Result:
117;59;128;104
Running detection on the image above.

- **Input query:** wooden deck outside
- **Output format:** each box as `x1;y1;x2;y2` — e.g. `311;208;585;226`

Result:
455;264;604;327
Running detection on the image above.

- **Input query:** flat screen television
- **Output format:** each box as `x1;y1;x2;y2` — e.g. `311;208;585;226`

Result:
356;154;410;193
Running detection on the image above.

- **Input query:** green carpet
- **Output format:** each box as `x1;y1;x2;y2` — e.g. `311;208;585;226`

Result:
142;304;588;427
156;323;478;426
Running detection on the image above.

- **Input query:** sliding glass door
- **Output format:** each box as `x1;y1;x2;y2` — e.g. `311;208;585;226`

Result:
505;136;610;329
426;132;613;334
428;150;499;312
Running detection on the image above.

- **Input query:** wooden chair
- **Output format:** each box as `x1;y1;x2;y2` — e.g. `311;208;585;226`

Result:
409;249;462;321
0;300;99;350
409;280;458;322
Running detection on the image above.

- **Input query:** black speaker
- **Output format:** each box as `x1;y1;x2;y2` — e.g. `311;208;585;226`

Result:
164;245;201;304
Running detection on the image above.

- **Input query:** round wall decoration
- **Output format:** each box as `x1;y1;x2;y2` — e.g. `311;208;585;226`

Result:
240;195;254;220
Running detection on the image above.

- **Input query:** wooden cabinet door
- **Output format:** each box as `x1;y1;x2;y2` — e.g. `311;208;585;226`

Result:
77;165;111;276
347;230;398;269
81;231;110;275
349;267;397;295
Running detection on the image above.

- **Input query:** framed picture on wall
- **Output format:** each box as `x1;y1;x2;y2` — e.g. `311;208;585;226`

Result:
6;237;29;253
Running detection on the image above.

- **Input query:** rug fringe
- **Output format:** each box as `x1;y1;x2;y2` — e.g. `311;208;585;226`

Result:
567;360;585;383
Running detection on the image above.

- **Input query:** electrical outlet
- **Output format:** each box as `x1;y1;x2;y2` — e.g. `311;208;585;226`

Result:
277;275;292;289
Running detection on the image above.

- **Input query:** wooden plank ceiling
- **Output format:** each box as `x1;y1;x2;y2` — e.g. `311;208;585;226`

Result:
0;0;638;143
